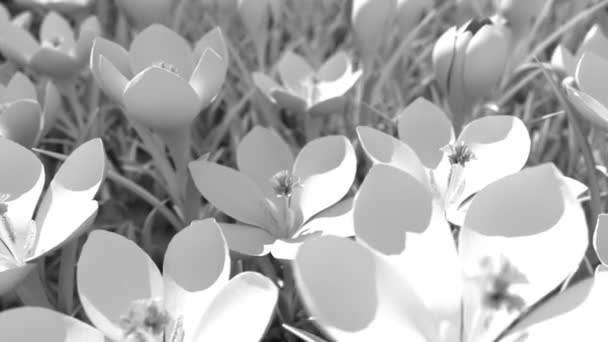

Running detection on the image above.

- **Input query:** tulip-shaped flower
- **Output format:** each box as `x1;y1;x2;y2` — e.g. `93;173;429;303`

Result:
552;24;608;76
357;97;530;223
295;163;589;341
351;0;397;66
433;16;511;128
0;11;100;82
0;138;105;295
237;0;280;62
189;126;356;259
115;0;172;31
76;219;278;342
564;51;608;131
90;24;228;131
253;51;362;116
0;72;61;147
14;0;94;14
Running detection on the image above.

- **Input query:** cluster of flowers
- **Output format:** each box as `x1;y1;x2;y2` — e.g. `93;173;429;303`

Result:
0;0;605;341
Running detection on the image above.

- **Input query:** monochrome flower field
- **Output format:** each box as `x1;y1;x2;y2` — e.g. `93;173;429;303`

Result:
0;0;607;341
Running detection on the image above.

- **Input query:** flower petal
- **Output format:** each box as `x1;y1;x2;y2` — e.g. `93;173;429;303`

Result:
580;24;608;62
551;45;576;76
0;24;39;65
129;24;194;79
219;223;275;256
193;272;278;342
90;37;132;84
316;51;351;82
116;0;171;31
397;97;455;169
269;239;304;260
357;126;428;186
0;138;44;235
292;135;357;223
0;264;35;296
252;71;283;101
294;236;437;341
96;55;128;106
33;139;105;258
77;230;163;341
236;126;294;196
189;160;270;228
29;48;81;80
277;51;314;98
2;72;37;102
576;52;608;109
301;197;355;238
594;214;608;266
456;115;530;200
123;67;200;130
163;219;231;342
75;16;101;63
564;79;608;131
193;27;228;67
460;164;588;336
0;307;105;342
39;11;76;54
272;88;308;114
189;48;226;106
0;100;42;148
354;164;432;255
314;68;362;104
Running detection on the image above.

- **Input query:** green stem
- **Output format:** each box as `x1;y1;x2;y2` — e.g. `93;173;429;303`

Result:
57;239;78;314
172;0;191;31
65;84;86;133
15;261;53;309
161;127;192;224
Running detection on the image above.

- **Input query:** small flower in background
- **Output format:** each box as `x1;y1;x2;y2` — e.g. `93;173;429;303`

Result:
14;0;94;14
563;51;608;131
496;0;546;38
0;138;105;295
433;16;512;128
396;0;431;36
114;0;172;31
77;219;278;341
89;24;228;132
189;126;356;260
0;3;32;29
237;0;281;62
357;97;530;224
294;164;589;341
0;11;100;82
350;0;397;66
0;72;61;148
253;51;362;116
552;24;608;76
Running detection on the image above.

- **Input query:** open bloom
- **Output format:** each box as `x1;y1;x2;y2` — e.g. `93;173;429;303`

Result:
552;24;608;76
357;97;530;224
0;11;100;81
189;126;356;259
253;51;362;116
0;72;61;147
115;0;172;31
295;163;589;341
0;138;105;295
90;24;228;131
14;0;94;13
76;219;278;342
433;17;511;119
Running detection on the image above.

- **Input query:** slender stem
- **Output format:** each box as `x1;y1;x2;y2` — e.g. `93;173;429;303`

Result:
15;262;53;309
161;127;192;224
57;240;78;314
172;0;191;31
65;84;86;133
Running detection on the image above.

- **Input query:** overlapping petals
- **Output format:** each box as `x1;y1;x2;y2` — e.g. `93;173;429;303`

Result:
253;51;362;116
0;3;32;29
0;11;100;80
77;219;278;342
15;0;94;14
90;24;228;131
189;126;356;259
0;138;105;294
0;72;61;147
552;24;608;76
295;163;588;342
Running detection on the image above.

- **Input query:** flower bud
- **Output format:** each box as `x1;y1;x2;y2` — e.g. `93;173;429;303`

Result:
350;0;397;66
237;0;280;53
433;17;511;123
115;0;171;31
497;0;545;33
396;0;430;36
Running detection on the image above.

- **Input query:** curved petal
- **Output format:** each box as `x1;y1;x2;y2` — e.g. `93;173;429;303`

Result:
123;67;200;130
314;69;362;104
39;11;76;54
580;24;608;62
90;37;132;84
291;135;357;223
189;160;271;228
252;71;284;102
116;0;171;31
11;11;33;29
308;95;347;116
551;45;576;76
278;51;314;98
576;52;608;109
397;97;455;169
96;55;128;106
0;307;105;342
77;230;163;341
193;27;228;69
128;24;194;79
0;100;42;148
219;223;275;256
594;214;608;266
317;51;351;82
163;219;230;342
3;72;37;102
75;16;101;63
460;164;588;337
354;164;433;255
456;115;530;200
0;263;35;295
0;24;40;65
189;48;226;106
301;197;355;238
272;88;308;114
29;48;81;80
0;138;44;235
193;272;278;342
33;139;105;258
269;239;305;260
294;236;438;342
564;81;608;131
357;126;428;186
236;126;294;196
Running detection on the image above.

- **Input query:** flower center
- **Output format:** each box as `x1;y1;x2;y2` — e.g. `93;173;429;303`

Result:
270;170;302;199
446;142;475;167
120;298;182;342
153;61;180;75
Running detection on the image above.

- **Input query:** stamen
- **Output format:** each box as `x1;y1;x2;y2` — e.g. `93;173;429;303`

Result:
153;61;180;75
120;298;171;342
0;194;18;261
445;142;476;167
269;170;302;198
